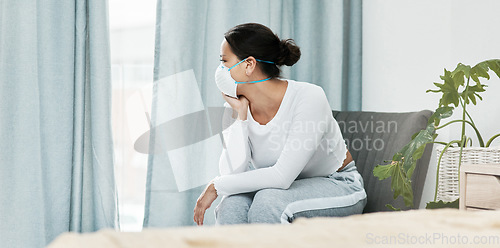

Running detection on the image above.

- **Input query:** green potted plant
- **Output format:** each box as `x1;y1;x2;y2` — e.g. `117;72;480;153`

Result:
373;59;500;210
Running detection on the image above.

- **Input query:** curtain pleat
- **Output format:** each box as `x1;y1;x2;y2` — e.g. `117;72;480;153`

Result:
0;1;118;247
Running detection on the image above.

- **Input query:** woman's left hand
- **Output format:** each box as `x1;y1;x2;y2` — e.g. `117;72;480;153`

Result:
193;181;218;226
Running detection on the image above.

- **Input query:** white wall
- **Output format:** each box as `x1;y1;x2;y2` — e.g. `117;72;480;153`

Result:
363;0;500;209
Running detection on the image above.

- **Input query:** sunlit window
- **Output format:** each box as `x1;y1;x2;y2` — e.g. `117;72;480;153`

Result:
109;0;156;232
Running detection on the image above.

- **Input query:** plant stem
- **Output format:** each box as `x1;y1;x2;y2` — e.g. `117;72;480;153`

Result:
460;78;470;149
465;136;473;146
486;133;500;147
460;97;476;127
457;78;471;196
431;141;453;146
434;140;462;202
435;119;484;147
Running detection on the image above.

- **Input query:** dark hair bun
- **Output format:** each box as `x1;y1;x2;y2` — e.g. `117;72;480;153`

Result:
224;23;301;78
277;39;301;66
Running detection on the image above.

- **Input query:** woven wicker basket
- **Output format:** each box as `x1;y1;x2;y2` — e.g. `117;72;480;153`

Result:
435;146;500;202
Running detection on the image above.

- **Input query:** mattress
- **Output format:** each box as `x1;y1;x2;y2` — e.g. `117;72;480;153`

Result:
48;208;500;248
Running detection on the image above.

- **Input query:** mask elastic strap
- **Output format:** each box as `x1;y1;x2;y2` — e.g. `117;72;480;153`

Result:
235;77;272;84
229;57;276;70
228;58;247;70
230;57;275;84
255;59;275;64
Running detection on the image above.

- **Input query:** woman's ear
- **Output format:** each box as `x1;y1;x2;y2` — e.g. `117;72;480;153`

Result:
244;56;257;76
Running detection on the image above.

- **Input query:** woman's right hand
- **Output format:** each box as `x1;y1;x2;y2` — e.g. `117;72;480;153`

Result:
221;92;249;120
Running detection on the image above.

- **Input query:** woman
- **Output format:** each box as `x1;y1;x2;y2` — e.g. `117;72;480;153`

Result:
193;23;367;226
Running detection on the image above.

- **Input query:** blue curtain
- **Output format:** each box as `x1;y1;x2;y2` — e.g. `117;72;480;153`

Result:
0;1;118;247
144;0;362;227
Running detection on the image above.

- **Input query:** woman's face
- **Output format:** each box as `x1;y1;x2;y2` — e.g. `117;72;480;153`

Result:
219;39;248;83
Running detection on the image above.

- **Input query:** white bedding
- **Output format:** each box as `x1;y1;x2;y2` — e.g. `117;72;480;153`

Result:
48;209;500;248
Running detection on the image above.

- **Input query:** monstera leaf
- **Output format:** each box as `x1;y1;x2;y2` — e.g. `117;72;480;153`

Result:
427;59;500;108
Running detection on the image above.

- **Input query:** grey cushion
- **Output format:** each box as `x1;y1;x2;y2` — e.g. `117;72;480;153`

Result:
332;110;433;213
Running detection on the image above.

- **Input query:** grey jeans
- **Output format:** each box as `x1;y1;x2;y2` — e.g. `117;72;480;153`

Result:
214;160;367;225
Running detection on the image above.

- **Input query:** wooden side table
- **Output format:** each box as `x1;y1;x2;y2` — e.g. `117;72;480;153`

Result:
460;163;500;210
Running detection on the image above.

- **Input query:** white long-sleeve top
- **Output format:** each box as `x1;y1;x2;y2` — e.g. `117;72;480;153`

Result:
212;79;348;196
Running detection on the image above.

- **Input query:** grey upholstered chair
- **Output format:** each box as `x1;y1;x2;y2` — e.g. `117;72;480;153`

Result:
209;107;433;213
332;110;434;213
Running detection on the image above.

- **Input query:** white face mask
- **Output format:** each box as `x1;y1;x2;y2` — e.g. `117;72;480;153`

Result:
214;62;239;98
214;57;275;98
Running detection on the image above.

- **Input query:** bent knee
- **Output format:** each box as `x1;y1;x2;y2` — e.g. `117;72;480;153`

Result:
248;189;287;224
216;195;252;214
215;195;253;225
